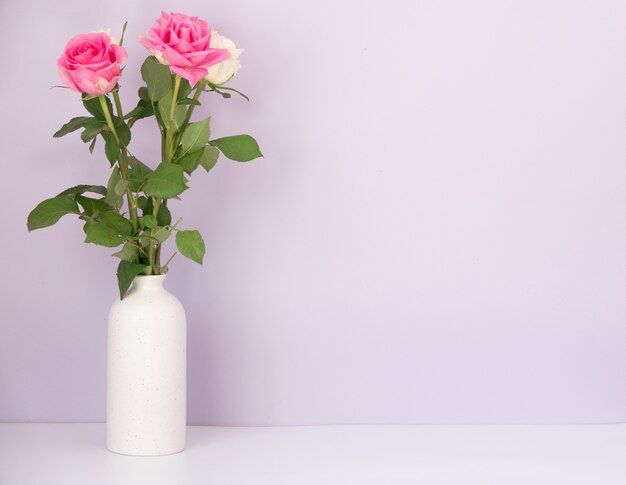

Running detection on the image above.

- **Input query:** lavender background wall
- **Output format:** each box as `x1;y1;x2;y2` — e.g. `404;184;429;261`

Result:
1;0;625;425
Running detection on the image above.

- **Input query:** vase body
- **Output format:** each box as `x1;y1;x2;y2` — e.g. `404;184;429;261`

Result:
107;275;186;456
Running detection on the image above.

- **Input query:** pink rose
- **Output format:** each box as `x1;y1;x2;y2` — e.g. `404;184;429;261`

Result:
57;32;127;96
139;11;231;87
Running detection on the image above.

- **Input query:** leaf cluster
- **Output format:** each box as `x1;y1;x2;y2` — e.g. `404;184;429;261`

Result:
29;55;263;298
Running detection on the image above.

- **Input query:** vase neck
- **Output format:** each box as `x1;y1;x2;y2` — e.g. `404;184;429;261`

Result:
132;275;166;291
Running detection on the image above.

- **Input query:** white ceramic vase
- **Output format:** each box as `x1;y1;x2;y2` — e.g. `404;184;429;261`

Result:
107;275;186;456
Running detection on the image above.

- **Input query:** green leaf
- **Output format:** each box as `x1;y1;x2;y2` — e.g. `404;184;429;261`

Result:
128;157;153;192
199;145;219;172
150;226;171;243
53;116;91;138
27;196;79;231
136;198;170;226
178;98;201;106
115;122;132;146
176;148;204;174
81;124;105;143
137;196;151;212
100;211;133;237
84;221;124;247
114;178;129;197
181;118;211;155
177;78;192;101
123;105;144;120
88;138;97;154
140;102;155;120
176;230;205;265
116;260;148;299
157;91;187;131
57;185;107;198
138;86;149;102
140;215;157;229
141;57;172;101
157;204;172;226
104;133;119;164
75;195;113;217
83;94;113;120
124;100;154;122
104;168;124;209
112;242;139;262
210;135;263;162
143;163;187;199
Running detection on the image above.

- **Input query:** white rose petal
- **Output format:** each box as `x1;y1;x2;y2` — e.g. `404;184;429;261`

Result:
92;28;120;45
205;32;243;85
151;49;170;66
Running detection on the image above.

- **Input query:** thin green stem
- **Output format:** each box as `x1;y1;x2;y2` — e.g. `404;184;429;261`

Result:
99;96;119;143
173;85;203;148
180;86;203;131
168;76;182;128
112;90;124;118
119;21;128;46
170;217;183;231
154;238;163;272
162;251;177;269
150;76;182;274
150;198;162;273
164;76;182;162
107;93;139;234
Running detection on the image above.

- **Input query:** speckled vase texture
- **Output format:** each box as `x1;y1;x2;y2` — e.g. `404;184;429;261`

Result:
107;275;186;456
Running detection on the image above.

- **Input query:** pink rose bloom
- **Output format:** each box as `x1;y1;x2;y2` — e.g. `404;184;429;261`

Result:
139;11;231;87
57;32;127;96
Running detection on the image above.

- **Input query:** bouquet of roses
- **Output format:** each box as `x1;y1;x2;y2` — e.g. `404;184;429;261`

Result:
27;12;262;298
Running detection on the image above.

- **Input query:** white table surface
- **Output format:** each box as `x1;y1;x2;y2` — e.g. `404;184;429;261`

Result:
1;423;626;484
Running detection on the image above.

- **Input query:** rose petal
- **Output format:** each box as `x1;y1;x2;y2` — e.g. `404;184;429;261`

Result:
58;66;80;92
169;65;207;87
161;43;193;67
